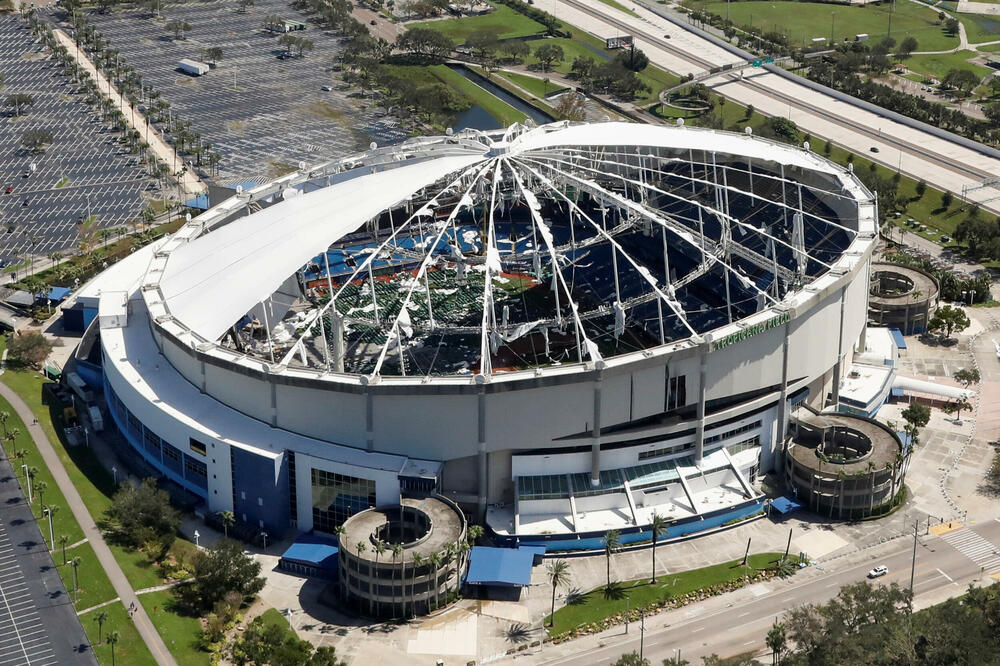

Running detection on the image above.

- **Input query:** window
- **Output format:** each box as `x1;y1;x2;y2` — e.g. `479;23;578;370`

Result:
517;474;570;501
189;438;208;456
725;435;761;457
184;454;208;488
288;451;298;522
667;375;686;410
143;429;162;460
311;469;375;534
705;420;762;446
638;441;692;461
162;443;183;475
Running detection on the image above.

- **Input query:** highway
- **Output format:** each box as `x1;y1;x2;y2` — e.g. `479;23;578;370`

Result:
547;0;1000;215
541;520;1000;665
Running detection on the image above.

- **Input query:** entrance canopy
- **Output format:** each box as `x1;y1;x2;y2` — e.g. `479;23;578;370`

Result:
466;546;533;587
771;496;803;514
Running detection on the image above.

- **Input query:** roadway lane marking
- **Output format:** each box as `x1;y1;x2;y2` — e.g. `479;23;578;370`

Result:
937;568;954;583
691;627;705;633
738;612;751;618
826;581;839;588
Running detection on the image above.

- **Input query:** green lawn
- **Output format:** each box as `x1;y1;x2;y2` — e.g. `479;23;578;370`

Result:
594;0;637;15
0;390;85;544
109;543;165;590
903;50;993;82
138;591;210;666
81;601;157;666
690;0;960;52
957;12;1000;45
410;4;546;41
547;553;797;637
381;63;529;124
56;540;119;611
258;608;293;633
496;70;558;97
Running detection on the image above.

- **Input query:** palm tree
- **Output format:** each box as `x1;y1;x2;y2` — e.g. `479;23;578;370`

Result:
603;529;621;591
34;480;47;508
219;511;235;538
546;560;571;627
411;552;424;616
70;556;82;602
107;630;120;666
466;524;484;545
372;539;387;616
454;541;470;596
95;610;109;644
427;551;443;611
58;534;69;564
0;410;9;437
766;620;786;665
391;544;403;618
649;512;668;584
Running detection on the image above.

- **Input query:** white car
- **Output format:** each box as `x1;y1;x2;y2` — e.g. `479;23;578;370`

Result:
868;565;888;578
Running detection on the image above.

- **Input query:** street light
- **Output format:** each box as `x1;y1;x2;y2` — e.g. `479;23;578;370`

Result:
261;531;268;552
21;464;33;503
193;530;200;548
44;507;54;549
111;466;117;485
969;289;976;306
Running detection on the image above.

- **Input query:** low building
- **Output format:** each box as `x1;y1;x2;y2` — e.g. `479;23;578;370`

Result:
868;262;938;335
177;59;210;76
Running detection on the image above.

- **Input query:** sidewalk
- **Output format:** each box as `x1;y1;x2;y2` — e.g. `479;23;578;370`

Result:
49;28;207;200
0;381;178;666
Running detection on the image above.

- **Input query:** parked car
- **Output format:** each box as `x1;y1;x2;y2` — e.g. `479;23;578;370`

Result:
868;565;888;578
321;85;332;91
940;235;951;243
870;146;880;153
4;185;12;194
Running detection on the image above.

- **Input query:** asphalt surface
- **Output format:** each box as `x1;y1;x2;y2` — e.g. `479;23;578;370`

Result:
0;15;151;265
543;519;1000;665
0;453;96;666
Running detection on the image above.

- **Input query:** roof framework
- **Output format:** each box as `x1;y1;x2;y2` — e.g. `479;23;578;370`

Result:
198;124;864;379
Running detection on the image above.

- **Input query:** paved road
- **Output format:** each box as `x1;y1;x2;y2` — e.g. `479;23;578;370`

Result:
543;519;1000;665
0;382;178;666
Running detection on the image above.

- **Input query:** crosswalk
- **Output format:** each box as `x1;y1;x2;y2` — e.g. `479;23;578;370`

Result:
941;529;1000;574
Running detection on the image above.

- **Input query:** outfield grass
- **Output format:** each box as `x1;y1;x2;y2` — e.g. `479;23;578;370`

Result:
81;601;157;666
547;553;795;637
691;0;959;52
903;50;993;81
410;4;546;41
138;591;210;666
57;540;119;611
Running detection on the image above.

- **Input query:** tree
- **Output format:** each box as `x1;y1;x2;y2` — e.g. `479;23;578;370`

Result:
949;396;972;422
944;17;960;36
165;20;191;40
21;129;54;152
5;93;35;116
942;68;980;96
33;480;47;507
554;92;587;121
466;28;500;61
953;368;980;389
571;55;596;81
500;39;530;63
186;539;265;611
428;551;443;610
766;620;786;665
107;630;120;666
204;47;223;66
928;304;970;340
546;559;571;627
229;615;347;666
761;116;799;144
915;180;926;199
219;510;235;538
649;512;668;584
611;652;649;666
70;556;82;602
614;46;649;72
396;27;453;59
534;43;565;71
940;190;953;209
105;477;181;551
95;610;109;644
896;36;918;60
901;401;931;432
603;529;621;591
8;332;53;368
466;524;483;545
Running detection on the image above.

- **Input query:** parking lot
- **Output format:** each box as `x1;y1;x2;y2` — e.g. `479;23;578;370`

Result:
83;0;406;185
0;16;151;266
0;453;95;665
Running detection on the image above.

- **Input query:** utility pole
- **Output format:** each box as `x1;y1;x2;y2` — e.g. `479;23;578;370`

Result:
909;519;918;611
640;611;646;660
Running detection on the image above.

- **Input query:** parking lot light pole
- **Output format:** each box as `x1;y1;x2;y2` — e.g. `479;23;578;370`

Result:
44;507;54;550
21;464;33;503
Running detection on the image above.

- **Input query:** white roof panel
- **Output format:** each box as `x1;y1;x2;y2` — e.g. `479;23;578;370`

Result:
157;154;483;341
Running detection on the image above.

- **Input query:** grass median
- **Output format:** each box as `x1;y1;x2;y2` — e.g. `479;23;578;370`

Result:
546;552;799;638
81;601;157;666
138;590;211;666
410;3;546;41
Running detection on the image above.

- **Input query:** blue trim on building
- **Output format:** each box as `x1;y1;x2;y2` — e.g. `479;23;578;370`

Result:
231;446;290;536
499;498;766;552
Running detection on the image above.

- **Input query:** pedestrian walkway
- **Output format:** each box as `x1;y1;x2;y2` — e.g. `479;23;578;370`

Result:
941;527;1000;574
0;382;178;666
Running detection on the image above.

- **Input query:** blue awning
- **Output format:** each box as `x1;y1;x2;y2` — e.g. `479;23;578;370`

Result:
889;328;906;350
280;534;339;570
771;496;803;514
46;286;72;302
518;545;546;564
891;387;905;398
466;546;533;587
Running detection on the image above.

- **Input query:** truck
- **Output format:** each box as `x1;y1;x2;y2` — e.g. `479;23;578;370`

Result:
87;405;104;432
177;59;210;76
66;371;94;405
